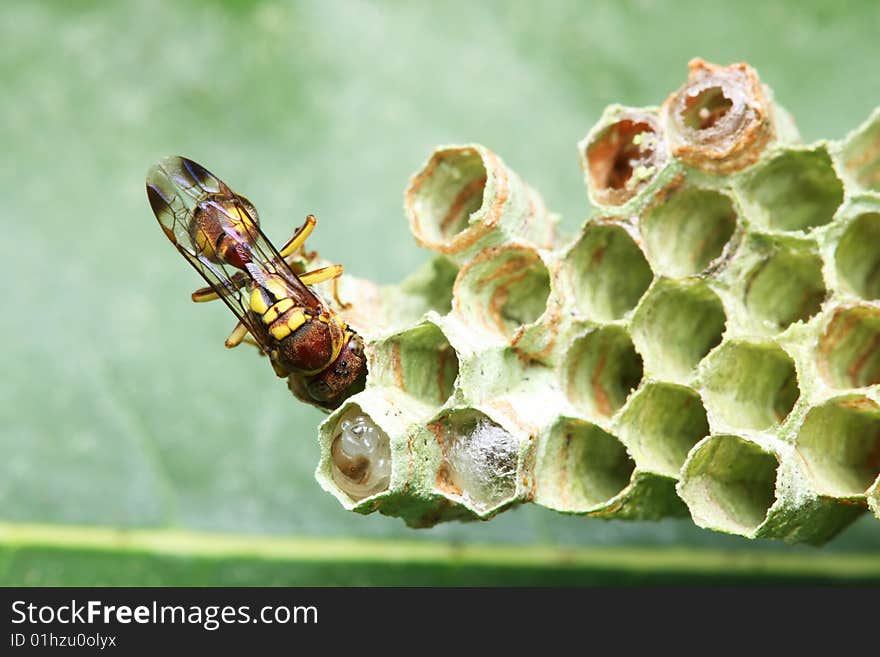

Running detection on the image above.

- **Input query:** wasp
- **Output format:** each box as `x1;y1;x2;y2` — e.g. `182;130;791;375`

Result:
145;156;367;411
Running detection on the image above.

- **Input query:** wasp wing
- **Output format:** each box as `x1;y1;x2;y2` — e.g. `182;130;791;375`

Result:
145;156;322;347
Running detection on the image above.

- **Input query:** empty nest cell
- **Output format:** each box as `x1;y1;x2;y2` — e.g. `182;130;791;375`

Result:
433;408;519;514
373;322;459;406
835;212;880;300
796;396;880;498
700;340;799;431
817;305;880;389
405;146;488;247
565;326;644;419
678;434;780;536
662;59;773;173
631;279;726;381
840;110;880;191
582;112;666;206
743;243;827;330
618;383;710;478
738;147;844;233
453;245;550;340
640;187;737;277
536;418;635;512
565;223;653;322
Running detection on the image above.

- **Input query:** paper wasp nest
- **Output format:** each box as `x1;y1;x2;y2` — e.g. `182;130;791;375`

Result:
314;60;880;543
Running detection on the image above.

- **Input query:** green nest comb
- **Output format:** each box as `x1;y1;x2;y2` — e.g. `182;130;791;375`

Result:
312;59;880;545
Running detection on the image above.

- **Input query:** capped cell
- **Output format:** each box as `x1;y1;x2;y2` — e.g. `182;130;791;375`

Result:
433;408;521;515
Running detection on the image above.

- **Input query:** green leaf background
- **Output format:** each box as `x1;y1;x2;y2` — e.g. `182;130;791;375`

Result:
2;0;879;585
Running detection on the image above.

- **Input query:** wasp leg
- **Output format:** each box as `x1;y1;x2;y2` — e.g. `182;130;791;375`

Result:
299;264;351;309
224;321;250;349
279;214;317;259
331;276;351;310
299;264;343;285
191;271;248;303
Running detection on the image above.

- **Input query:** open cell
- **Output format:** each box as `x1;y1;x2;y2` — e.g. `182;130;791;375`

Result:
700;341;799;431
582;113;666;206
744;245;826;330
663;60;774;174
640;187;737;277
536;418;635;512
841;110;880;191
681;85;733;131
374;322;459;406
406;147;487;245
434;409;519;514
678;434;779;536
329;407;392;502
565;327;643;419
453;245;550;339
796;396;880;498
618;383;710;478
835;213;880;300
869;478;880;520
817;305;880;389
739;148;844;232
565;223;653;322
631;279;726;381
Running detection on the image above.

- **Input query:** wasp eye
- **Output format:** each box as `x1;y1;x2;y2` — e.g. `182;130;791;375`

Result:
331;413;391;500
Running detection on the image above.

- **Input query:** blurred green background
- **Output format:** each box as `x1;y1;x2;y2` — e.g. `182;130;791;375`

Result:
2;0;879;585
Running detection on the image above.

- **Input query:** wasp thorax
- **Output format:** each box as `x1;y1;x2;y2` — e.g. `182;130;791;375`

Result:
331;413;391;501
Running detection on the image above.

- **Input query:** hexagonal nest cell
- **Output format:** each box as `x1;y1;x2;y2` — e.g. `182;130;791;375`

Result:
796;396;880;498
536;418;635;512
817;305;880;389
618;383;710;478
841;110;880;191
679;434;780;536
835;212;880;300
640;187;737;277
582;113;666;206
433;408;520;514
663;60;774;173
329;406;392;502
738;148;844;233
406;146;488;246
743;243;827;331
372;322;459;406
700;340;799;431
565;223;653;322
453;245;551;340
631;279;726;381
565;326;643;419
